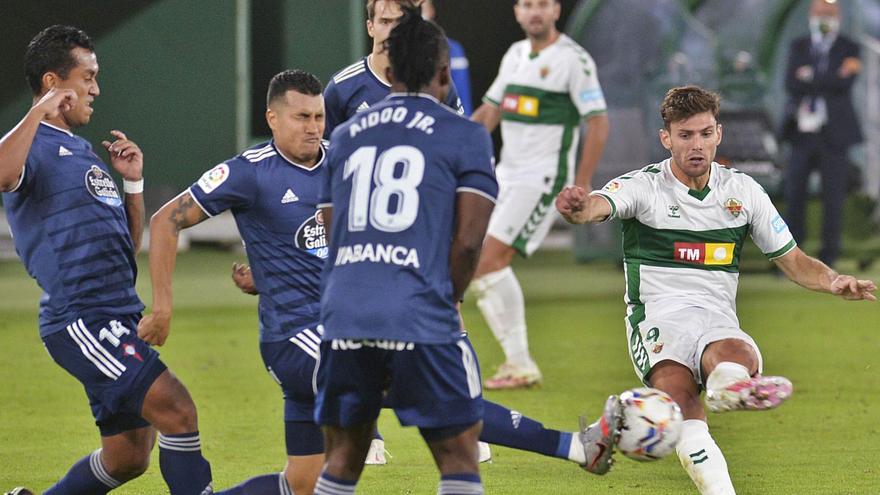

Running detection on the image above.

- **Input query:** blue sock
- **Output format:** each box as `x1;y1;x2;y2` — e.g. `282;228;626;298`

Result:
480;400;564;458
44;449;120;495
158;432;213;495
313;472;356;495
439;473;482;495
215;473;289;495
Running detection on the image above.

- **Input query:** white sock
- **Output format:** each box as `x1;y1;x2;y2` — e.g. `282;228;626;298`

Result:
676;420;736;495
567;432;585;464
472;267;532;366
706;362;751;393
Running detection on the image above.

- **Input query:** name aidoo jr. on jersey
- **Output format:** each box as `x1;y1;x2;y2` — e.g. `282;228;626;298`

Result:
333;242;420;268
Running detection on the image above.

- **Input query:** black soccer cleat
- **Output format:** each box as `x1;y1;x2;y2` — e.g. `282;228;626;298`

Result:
5;488;35;495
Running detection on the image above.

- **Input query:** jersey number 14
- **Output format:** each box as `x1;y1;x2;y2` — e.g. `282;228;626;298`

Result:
344;145;424;233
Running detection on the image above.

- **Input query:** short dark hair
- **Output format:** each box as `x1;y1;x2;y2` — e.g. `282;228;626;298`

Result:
660;85;721;129
385;6;448;93
266;69;323;107
366;0;421;20
24;25;95;95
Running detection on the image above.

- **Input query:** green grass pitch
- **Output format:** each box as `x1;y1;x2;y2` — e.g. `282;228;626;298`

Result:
1;247;878;494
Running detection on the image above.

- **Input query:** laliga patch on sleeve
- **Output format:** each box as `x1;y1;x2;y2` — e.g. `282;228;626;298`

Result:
603;180;622;193
771;214;788;234
579;89;603;103
197;163;230;194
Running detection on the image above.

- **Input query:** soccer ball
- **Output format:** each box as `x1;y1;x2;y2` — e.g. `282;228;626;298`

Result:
617;387;683;461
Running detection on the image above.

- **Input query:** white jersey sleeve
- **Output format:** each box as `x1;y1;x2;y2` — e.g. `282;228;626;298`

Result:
567;48;606;118
590;168;653;221
744;176;797;259
484;43;519;106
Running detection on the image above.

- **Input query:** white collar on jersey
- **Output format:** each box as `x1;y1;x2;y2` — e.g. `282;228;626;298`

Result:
388;92;441;104
366;54;391;88
40;121;74;137
273;140;325;171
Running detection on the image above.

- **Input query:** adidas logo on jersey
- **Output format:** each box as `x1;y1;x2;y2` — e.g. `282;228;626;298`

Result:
281;189;299;204
357;101;370;112
58;146;73;157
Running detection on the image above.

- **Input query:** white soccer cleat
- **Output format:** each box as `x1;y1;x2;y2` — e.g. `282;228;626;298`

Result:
483;362;543;390
478;441;492;463
364;438;389;465
578;395;623;475
705;375;793;413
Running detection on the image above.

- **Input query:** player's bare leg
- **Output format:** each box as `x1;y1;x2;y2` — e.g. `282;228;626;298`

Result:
702;338;791;412
98;426;156;483
472;236;541;389
423;422;484;494
649;361;734;495
284;454;324;494
315;422;375;493
141;370;213;494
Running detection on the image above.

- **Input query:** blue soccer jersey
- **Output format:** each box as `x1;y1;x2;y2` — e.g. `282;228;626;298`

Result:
323;57;464;138
2;122;143;336
189;140;327;343
319;93;497;344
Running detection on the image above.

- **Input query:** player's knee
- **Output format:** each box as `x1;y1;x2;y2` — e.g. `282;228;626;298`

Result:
105;451;151;482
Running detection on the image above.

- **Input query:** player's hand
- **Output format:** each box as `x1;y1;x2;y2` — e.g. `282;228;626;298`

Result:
830;275;877;301
232;262;258;295
31;88;77;121
839;57;862;78
555;185;589;224
102;130;143;182
137;311;172;346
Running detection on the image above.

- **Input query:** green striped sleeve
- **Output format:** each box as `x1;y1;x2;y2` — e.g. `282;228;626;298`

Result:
483;95;500;106
765;239;797;260
589;191;617;222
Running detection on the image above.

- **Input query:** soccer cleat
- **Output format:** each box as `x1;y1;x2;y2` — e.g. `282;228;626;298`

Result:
364;438;390;465
5;489;35;495
578;395;623;475
483;362;543;390
705;375;793;413
478;441;492;463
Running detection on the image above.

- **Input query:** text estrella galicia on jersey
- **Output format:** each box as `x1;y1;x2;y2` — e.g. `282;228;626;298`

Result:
295;210;328;259
84;165;122;207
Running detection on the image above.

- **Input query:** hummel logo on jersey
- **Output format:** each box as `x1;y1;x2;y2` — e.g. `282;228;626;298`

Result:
59;146;73;157
668;205;681;218
357;101;370;112
281;189;299;204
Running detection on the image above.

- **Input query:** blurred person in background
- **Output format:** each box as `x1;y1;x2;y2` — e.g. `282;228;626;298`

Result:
421;0;474;115
781;0;862;267
470;0;609;390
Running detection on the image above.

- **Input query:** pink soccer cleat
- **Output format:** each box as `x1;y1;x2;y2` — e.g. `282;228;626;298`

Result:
705;375;793;413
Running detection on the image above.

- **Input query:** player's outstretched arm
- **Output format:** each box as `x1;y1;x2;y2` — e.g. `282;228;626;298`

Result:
555;185;612;224
102;130;144;250
471;103;502;134
0;89;76;191
774;247;877;301
138;191;209;345
450;192;495;302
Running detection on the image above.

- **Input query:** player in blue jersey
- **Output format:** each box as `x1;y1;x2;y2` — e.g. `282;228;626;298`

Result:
421;0;474;116
0;25;212;495
313;11;620;495
322;0;464;139
139;70;328;495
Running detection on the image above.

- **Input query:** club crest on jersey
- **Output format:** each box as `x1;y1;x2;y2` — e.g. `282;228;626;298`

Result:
539;66;550;79
724;198;743;218
295;210;328;259
85;165;122;207
501;93;539;117
673;242;735;265
197;163;229;194
122;343;144;362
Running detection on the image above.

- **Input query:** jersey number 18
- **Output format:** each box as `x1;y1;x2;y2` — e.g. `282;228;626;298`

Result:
344;145;425;233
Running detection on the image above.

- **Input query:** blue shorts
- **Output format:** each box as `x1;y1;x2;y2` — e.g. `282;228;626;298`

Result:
42;314;166;437
315;334;483;430
261;327;324;455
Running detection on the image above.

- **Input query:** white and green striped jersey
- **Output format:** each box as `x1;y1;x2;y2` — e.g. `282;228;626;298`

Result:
484;34;606;183
591;159;796;325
